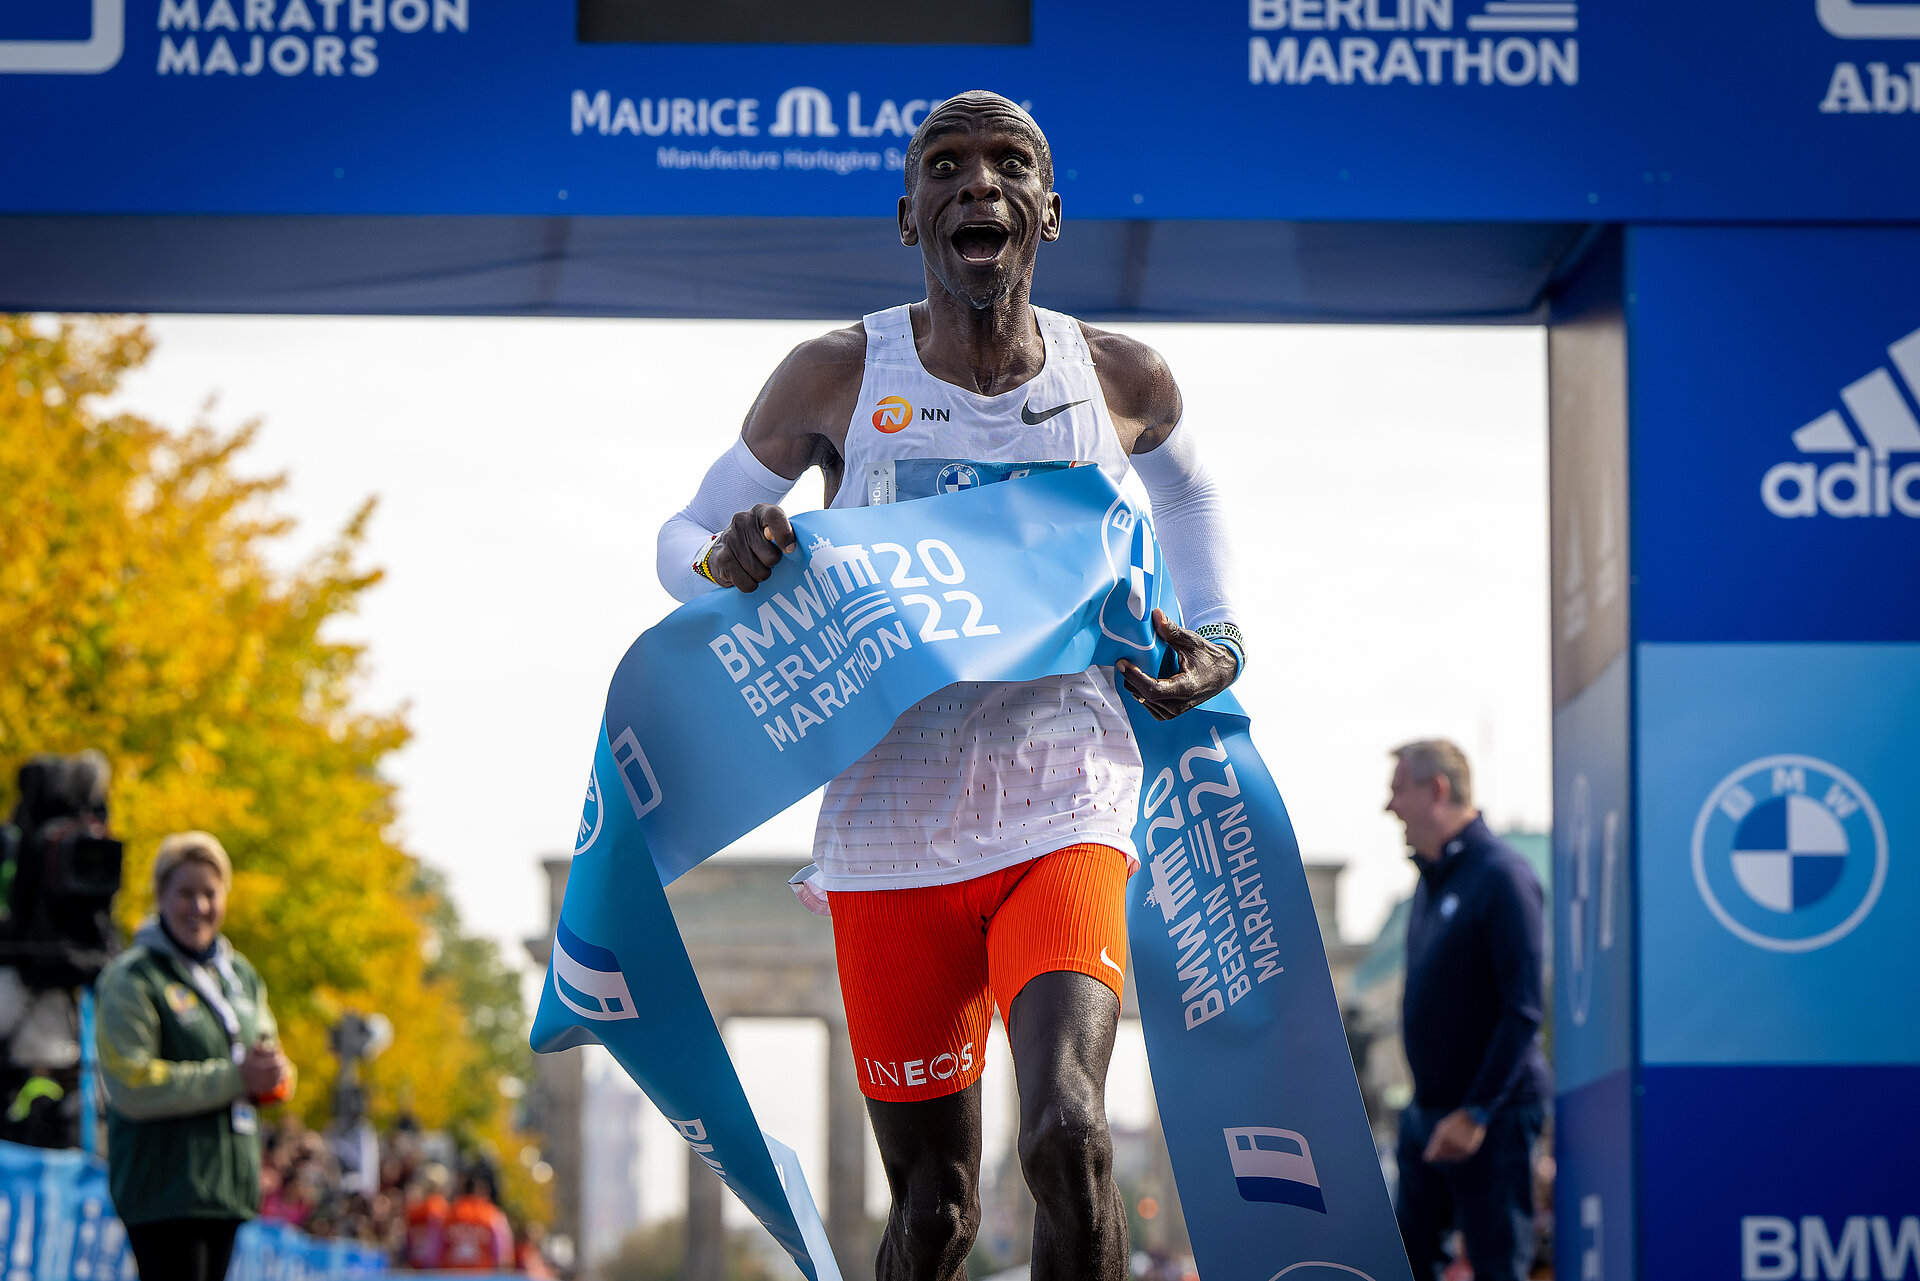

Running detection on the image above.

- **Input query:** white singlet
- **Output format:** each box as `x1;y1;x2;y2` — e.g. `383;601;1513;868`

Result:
812;304;1142;892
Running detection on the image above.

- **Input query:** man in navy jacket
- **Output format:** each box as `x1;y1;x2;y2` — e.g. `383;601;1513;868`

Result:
1386;739;1551;1281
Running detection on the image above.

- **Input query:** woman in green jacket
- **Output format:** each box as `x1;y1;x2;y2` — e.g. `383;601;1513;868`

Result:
95;831;294;1281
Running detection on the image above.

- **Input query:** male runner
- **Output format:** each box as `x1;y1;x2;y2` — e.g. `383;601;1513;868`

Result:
657;91;1245;1281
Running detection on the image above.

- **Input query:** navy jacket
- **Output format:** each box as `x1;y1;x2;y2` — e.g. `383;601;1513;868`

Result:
1401;816;1552;1115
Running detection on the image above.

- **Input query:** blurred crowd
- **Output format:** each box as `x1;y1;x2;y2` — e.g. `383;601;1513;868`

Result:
258;1115;554;1274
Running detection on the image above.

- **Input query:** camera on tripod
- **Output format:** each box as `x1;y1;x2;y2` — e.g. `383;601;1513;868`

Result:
0;752;126;1149
0;751;124;989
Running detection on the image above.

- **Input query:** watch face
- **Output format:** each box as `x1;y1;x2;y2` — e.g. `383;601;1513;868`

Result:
577;0;1029;45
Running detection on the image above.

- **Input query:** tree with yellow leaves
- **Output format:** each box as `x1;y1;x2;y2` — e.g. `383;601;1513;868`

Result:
0;315;541;1217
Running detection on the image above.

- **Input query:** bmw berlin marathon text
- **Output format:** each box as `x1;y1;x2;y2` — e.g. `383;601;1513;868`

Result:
1248;0;1578;88
706;534;999;754
1140;728;1285;1032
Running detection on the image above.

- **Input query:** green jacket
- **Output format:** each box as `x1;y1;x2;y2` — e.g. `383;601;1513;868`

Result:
94;926;278;1225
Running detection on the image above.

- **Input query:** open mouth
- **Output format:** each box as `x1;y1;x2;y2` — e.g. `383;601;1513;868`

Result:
951;222;1010;264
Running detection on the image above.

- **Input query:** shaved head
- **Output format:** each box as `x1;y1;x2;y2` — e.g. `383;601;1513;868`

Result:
904;90;1054;193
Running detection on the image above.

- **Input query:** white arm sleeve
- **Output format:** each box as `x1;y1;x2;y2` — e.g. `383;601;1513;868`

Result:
1131;420;1246;668
657;438;799;603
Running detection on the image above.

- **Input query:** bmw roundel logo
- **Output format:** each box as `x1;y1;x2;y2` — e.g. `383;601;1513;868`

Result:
575;765;604;856
1691;755;1887;953
1098;497;1157;653
935;463;979;494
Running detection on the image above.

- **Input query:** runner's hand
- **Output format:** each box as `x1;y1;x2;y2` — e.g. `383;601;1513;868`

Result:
1116;609;1238;721
709;504;799;593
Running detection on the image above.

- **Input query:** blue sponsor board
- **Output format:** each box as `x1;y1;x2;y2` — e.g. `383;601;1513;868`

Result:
1553;1070;1633;1281
0;1141;385;1280
1639;1064;1920;1281
1552;651;1632;1093
7;0;1920;218
1629;226;1920;644
1637;643;1920;1066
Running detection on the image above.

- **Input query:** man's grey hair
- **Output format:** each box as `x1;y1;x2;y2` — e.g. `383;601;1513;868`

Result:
1391;739;1473;807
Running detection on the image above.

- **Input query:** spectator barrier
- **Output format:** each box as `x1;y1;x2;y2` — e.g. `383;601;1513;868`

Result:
0;1140;387;1280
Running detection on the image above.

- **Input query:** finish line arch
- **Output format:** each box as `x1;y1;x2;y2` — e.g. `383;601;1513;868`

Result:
6;4;1917;1279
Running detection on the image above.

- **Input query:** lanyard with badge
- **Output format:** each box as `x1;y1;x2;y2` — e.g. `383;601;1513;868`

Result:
168;944;256;1135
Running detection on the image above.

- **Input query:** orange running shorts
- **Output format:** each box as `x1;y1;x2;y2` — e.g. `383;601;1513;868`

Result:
830;842;1130;1104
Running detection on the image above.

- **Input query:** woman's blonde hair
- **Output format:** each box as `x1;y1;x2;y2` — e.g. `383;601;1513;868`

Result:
152;831;233;899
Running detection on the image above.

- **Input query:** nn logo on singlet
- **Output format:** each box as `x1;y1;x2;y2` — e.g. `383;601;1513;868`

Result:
870;396;950;432
872;396;912;433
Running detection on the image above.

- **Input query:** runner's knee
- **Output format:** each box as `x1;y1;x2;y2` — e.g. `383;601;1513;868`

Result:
1018;1100;1113;1196
896;1190;980;1267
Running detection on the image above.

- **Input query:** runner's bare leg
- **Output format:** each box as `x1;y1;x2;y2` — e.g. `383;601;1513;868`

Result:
867;1084;984;1281
1010;971;1127;1281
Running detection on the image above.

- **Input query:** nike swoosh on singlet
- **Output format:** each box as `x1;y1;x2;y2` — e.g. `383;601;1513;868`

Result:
1099;947;1125;979
1020;398;1089;426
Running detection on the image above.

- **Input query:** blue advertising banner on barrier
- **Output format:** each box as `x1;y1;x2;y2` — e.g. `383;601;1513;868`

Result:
231;1219;389;1279
532;465;1411;1281
6;0;1920;220
0;1141;385;1280
0;1142;132;1281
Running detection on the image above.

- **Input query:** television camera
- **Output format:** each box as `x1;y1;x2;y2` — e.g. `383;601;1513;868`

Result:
0;751;126;1148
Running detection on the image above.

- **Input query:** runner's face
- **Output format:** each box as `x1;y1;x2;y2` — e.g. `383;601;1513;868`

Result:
901;109;1060;308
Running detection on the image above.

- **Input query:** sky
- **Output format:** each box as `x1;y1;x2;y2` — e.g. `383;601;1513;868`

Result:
103;313;1551;1239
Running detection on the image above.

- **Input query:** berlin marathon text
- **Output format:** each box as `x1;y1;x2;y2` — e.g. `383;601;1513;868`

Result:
1251;34;1575;85
706;552;915;753
1143;729;1284;1032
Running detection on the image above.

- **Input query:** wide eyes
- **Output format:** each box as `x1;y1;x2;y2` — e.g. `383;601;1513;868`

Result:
925;153;1032;179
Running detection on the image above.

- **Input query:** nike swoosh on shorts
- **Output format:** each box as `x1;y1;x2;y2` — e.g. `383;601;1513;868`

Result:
1020;398;1089;426
1099;947;1125;978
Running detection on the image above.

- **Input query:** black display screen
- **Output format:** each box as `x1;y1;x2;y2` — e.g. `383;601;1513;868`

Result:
577;0;1030;45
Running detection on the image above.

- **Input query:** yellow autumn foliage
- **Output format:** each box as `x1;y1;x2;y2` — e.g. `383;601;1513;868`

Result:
0;316;543;1220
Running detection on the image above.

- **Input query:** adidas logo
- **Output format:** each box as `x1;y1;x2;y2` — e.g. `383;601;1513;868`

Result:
1762;323;1920;518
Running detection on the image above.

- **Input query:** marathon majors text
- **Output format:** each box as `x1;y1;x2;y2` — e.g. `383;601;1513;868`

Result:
155;0;467;77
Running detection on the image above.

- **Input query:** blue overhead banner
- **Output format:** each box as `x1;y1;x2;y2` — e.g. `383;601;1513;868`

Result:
7;0;1920;220
532;465;1411;1281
